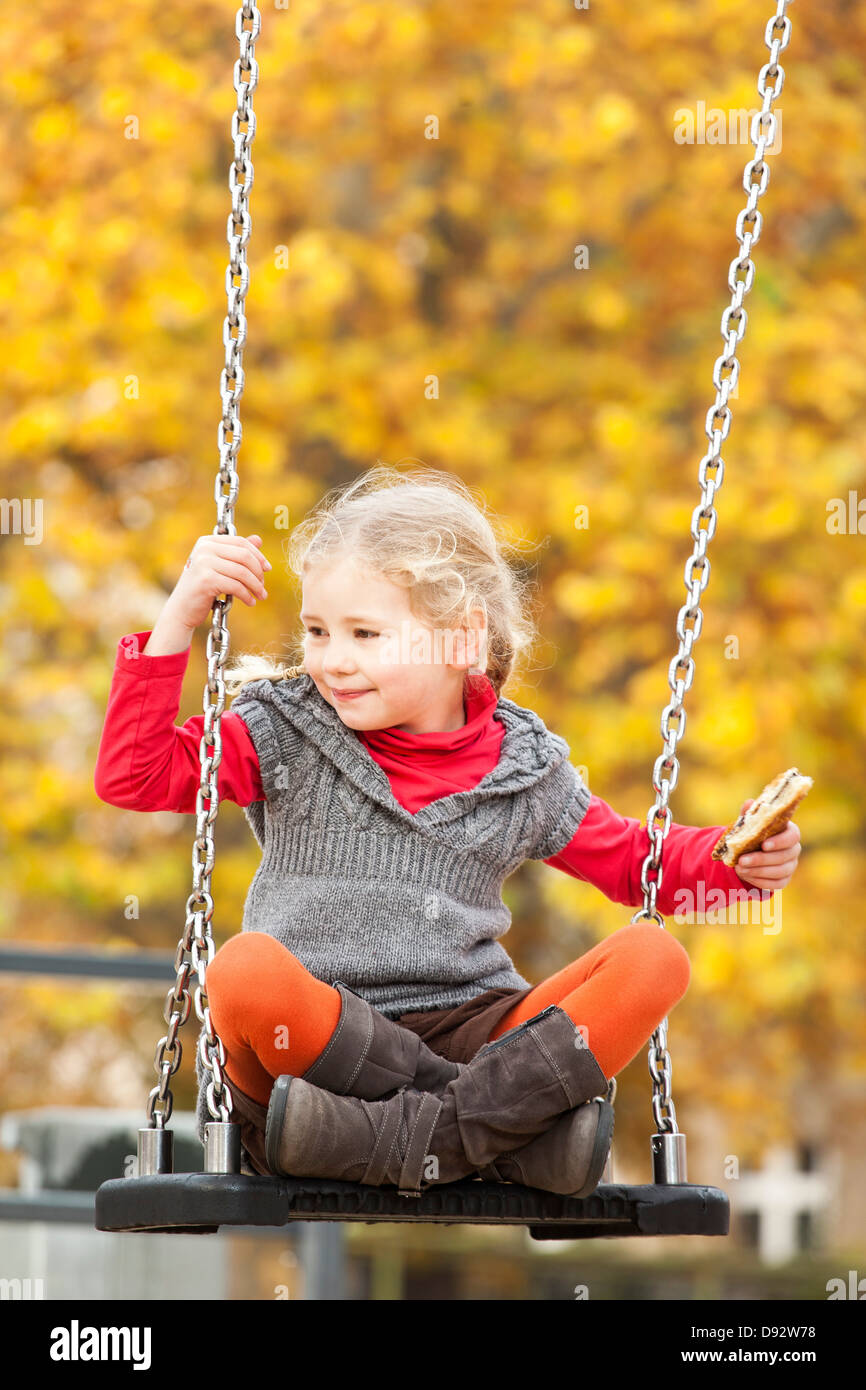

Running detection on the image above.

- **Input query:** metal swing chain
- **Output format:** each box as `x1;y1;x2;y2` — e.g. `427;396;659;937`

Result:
630;0;793;1141
145;1;261;1132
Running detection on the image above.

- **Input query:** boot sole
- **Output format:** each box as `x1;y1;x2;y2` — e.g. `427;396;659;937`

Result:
265;1075;293;1175
570;1098;615;1198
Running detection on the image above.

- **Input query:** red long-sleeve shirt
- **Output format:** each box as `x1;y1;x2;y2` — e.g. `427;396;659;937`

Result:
94;630;762;917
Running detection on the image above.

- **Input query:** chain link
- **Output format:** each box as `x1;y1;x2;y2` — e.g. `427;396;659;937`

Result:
145;2;261;1131
630;1;793;1137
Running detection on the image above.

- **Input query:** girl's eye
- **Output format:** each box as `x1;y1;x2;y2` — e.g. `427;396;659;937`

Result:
303;627;378;639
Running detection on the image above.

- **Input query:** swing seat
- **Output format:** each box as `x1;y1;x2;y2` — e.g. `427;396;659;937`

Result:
94;1172;730;1239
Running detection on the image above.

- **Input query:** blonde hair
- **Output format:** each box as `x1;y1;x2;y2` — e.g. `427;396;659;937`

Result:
224;464;542;700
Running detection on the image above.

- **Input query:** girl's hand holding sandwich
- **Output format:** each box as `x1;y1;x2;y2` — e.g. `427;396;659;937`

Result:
732;799;802;892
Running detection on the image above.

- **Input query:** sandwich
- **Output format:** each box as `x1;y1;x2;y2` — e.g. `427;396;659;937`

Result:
711;767;813;867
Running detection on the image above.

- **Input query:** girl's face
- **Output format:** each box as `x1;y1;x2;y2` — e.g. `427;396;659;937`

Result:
299;553;484;734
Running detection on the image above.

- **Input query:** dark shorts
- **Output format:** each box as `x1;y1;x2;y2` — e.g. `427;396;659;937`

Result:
392;985;537;1064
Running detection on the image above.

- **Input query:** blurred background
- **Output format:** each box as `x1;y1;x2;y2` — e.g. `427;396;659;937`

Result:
0;0;864;1300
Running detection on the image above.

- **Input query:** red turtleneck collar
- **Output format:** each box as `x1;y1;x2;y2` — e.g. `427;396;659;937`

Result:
355;672;504;813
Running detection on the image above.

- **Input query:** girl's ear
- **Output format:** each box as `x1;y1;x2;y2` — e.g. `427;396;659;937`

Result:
454;621;485;672
464;606;487;672
451;629;469;667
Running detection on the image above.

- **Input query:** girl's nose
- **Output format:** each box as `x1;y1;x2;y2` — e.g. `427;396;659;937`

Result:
323;646;357;675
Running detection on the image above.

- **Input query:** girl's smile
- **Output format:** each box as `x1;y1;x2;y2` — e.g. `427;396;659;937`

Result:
330;687;373;699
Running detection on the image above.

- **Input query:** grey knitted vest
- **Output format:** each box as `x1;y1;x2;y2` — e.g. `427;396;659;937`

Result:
194;671;590;1137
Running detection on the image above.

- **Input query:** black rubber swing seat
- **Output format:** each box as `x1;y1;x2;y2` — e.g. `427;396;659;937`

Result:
94;1173;730;1239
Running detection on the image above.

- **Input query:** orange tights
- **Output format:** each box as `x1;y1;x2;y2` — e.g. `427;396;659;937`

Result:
207;922;691;1108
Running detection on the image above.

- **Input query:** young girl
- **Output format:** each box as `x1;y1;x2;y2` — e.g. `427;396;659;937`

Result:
94;466;801;1197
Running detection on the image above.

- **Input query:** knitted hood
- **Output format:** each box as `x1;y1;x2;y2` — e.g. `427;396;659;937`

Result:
231;671;587;845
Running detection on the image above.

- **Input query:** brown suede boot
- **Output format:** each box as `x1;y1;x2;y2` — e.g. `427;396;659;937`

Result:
264;1004;609;1194
321;984;614;1196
